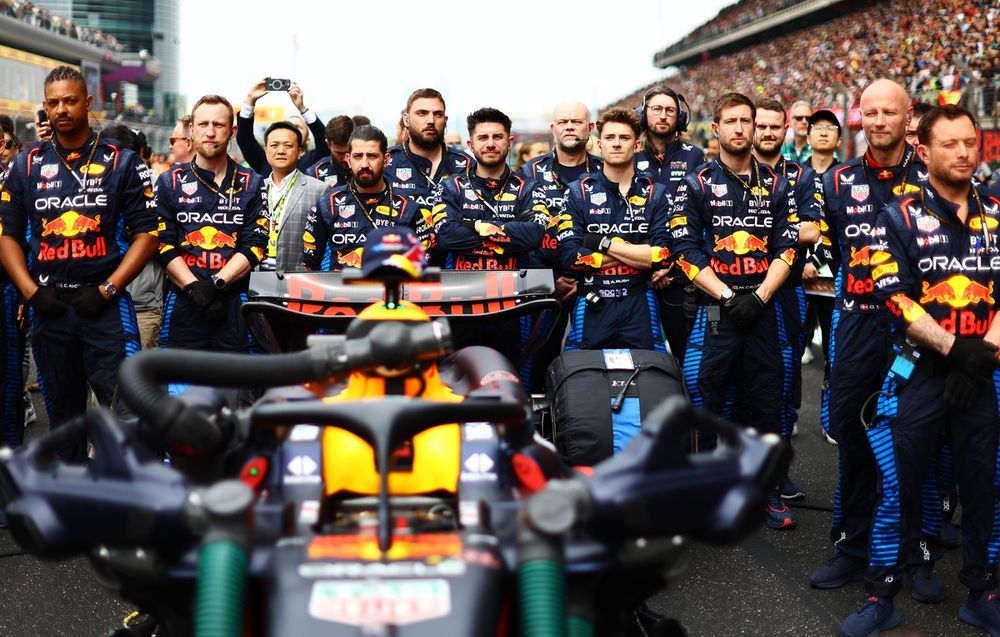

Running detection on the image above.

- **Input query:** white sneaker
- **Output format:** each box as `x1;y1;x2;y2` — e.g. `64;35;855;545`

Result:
791;423;799;437
812;329;823;348
23;392;37;426
825;432;838;445
801;346;814;364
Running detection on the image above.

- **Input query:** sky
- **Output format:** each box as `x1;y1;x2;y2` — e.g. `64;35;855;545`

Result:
178;0;732;137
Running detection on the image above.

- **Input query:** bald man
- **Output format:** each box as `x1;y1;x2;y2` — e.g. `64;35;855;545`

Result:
811;79;931;608
517;101;603;391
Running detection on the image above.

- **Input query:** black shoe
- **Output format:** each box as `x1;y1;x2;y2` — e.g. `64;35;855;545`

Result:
961;591;1000;637
811;552;865;589
779;473;805;501
840;595;900;637
906;563;944;603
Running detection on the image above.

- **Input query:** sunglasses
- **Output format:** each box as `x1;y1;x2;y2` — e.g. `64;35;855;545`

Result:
169;137;191;145
791;115;811;121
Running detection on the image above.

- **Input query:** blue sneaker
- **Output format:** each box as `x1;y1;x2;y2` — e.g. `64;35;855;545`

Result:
811;552;865;589
766;492;795;529
779;473;806;501
906;563;943;603
960;591;1000;636
840;595;900;637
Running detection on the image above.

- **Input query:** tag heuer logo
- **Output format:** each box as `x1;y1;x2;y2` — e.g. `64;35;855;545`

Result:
396;168;412;181
711;184;728;197
40;164;59;180
338;205;355;218
916;216;939;233
465;189;478;201
182;181;198;196
324;176;338;186
636;161;650;171
590;192;607;205
851;185;869;202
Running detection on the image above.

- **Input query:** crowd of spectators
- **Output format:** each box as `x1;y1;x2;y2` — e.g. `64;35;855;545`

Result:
623;0;1000;124
658;0;810;57
1;0;124;52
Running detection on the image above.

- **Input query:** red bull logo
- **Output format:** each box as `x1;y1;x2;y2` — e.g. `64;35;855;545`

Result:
41;211;101;238
713;231;767;255
337;247;364;268
920;275;994;308
182;226;237;250
847;246;891;268
575;252;601;268
651;246;671;264
676;258;700;280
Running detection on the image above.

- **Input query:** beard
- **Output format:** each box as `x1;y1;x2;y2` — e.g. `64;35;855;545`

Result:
354;168;381;188
474;152;507;170
558;135;587;153
408;125;443;150
196;139;228;160
720;137;751;157
753;138;781;160
647;121;676;143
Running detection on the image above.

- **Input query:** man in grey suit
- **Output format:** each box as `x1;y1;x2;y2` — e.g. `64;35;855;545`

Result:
261;121;328;272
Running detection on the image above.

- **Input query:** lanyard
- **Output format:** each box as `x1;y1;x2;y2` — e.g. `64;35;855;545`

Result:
350;181;395;225
717;158;764;209
52;132;101;192
550;151;592;188
268;170;299;222
467;170;513;218
402;142;445;187
920;184;990;254
189;159;239;208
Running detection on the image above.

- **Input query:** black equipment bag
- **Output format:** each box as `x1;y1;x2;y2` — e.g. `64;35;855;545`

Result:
546;349;684;466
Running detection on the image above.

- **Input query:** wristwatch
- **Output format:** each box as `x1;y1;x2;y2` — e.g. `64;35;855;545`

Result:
598;235;613;253
211;275;226;290
719;288;735;303
101;280;118;298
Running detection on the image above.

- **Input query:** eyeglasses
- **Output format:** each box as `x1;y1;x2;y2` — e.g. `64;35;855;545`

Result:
0;138;11;150
169;137;191;145
791;115;811;121
810;125;838;132
648;105;677;116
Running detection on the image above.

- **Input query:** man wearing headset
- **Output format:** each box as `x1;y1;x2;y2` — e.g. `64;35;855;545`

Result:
635;86;705;362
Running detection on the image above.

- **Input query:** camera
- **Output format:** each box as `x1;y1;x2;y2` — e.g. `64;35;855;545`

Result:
265;78;291;92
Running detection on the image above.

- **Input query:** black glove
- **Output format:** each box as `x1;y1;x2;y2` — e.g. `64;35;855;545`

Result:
184;279;219;309
70;285;108;318
947;337;999;380
943;368;985;410
723;292;765;328
203;299;227;322
583;233;610;252
28;286;66;317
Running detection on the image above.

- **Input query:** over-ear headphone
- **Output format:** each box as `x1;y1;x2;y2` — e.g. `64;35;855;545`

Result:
635;86;691;134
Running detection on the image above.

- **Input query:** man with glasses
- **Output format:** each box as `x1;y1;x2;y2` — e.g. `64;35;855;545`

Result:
168;116;194;166
781;100;814;164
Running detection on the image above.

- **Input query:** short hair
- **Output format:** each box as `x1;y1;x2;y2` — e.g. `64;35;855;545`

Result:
191;94;234;123
789;99;812;112
754;98;785;117
597;107;641;137
406;88;445;113
264;121;303;147
916;104;979;146
178;115;192;128
325;115;354;145
466;107;512;136
0;114;13;135
352;115;371;126
912;101;934;119
713;93;756;123
103;124;138;151
44;65;87;92
349;124;389;154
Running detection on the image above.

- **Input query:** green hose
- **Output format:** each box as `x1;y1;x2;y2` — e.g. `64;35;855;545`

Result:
194;540;248;637
518;559;566;637
568;614;595;637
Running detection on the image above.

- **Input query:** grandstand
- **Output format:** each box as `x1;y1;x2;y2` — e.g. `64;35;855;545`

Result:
611;0;1000;159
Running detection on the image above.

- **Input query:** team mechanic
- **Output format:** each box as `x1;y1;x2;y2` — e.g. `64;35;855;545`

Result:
557;107;672;352
635;86;706;361
668;92;798;529
434;107;549;373
156;94;268;353
386;88;471;261
810;79;931;593
0;65;158;462
303;125;425;271
839;105;1000;637
752;98;824;502
0;122;25;459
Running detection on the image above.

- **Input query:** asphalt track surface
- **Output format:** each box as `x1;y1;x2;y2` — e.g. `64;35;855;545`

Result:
0;348;985;636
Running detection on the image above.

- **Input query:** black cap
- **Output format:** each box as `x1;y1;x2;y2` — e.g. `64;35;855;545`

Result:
808;109;841;135
358;227;425;279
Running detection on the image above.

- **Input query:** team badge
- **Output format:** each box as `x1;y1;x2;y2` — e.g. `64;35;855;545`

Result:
590;192;607;205
711;184;728;197
40;164;59;180
851;185;869;202
916;216;939;233
396;168;412;181
465;189;478;201
339;205;355;218
182;182;198;196
636;161;650;171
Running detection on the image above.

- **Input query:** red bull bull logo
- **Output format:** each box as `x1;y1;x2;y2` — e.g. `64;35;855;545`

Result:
920;275;994;309
713;231;767;255
41;211;101;238
651;246;671;264
337;247;364;268
847;246;891;268
575;252;601;268
676;258;700;280
182;226;237;250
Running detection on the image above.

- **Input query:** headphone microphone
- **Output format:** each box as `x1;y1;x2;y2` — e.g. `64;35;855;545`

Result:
636;87;691;134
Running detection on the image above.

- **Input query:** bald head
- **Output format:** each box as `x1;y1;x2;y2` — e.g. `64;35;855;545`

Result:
860;79;911;156
551;101;593;154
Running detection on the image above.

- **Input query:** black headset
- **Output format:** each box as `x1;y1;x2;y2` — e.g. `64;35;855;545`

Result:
635;86;691;134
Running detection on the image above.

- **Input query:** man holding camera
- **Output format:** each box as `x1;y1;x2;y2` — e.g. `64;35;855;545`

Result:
557;107;672;353
238;78;328;178
156;95;268;352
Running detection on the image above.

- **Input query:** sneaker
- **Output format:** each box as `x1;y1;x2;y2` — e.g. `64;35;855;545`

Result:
906;563;944;603
840;595;900;637
961;591;1000;636
811;552;866;589
779;474;806;500
23;392;37;426
766;492;796;529
802;346;814;364
939;520;961;548
791;422;799;437
825;431;839;445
